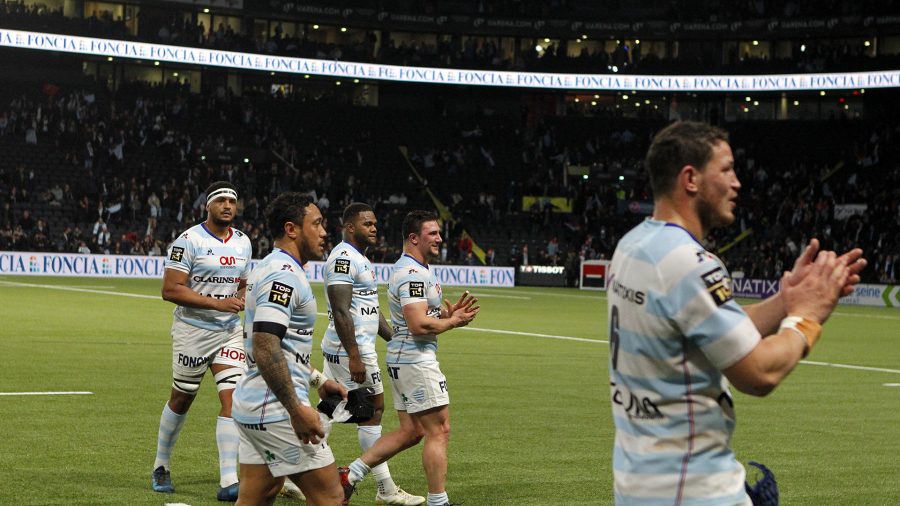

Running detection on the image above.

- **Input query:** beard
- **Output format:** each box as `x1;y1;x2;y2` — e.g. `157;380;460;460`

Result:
209;214;233;227
697;197;733;234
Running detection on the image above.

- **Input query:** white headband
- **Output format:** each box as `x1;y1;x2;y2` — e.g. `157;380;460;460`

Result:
207;188;238;206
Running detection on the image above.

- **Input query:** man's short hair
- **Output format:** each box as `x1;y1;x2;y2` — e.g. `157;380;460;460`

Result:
343;202;374;225
265;192;316;239
402;210;439;240
205;181;238;198
645;121;729;197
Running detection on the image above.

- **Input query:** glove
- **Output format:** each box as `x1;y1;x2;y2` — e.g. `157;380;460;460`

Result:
745;461;779;506
317;386;376;423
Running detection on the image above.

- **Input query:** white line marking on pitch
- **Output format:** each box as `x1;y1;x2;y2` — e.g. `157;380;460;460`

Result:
0;280;157;299
832;311;900;321
884;383;900;387
5;281;898;375
0;391;94;396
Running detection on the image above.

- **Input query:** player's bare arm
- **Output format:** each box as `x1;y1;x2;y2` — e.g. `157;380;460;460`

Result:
404;296;479;336
162;268;244;313
377;312;393;342
253;330;324;444
327;283;365;383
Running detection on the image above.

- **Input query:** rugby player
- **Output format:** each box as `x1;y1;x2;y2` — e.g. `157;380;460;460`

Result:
322;202;425;505
154;181;252;501
607;121;866;504
341;210;480;506
232;192;348;506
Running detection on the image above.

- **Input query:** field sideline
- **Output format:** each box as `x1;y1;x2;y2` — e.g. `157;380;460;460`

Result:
1;275;898;506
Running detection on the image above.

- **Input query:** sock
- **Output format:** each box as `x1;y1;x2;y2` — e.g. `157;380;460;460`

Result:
216;416;240;487
348;458;371;486
427;491;449;506
358;425;398;496
154;402;187;471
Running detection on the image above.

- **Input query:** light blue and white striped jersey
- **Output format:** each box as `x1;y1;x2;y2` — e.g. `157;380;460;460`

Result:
233;248;317;425
608;220;760;506
164;223;252;331
321;241;381;358
386;254;443;364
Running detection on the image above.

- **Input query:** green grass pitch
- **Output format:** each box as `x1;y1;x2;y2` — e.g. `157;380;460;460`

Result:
0;275;898;505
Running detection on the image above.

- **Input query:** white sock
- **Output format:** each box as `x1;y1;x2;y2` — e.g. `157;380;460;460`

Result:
348;458;371;486
216;416;239;487
427;491;449;506
154;402;187;471
358;425;397;495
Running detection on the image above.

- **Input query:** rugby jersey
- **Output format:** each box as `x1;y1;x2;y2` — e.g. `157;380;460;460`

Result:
164;223;252;331
321;241;381;358
608;219;760;506
233;248;317;425
386;254;443;364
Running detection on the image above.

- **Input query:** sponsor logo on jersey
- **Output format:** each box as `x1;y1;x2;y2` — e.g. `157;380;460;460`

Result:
193;275;240;283
610;279;646;305
268;281;294;307
170;246;184;262
335;258;351;274
219;256;237;266
409;281;425;297
361;306;378;315
702;266;733;306
177;353;209;368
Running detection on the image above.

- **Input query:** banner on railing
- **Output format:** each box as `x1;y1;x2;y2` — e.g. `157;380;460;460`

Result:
732;276;898;308
1;28;898;92
0;251;515;287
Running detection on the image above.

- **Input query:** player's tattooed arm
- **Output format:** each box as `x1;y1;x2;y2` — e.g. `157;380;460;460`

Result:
327;283;365;383
253;331;302;413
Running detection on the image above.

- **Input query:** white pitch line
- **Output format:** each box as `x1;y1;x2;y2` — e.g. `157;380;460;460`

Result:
5;281;898;375
0;391;94;396
0;280;157;299
441;292;532;300
883;383;900;387
832;311;900;321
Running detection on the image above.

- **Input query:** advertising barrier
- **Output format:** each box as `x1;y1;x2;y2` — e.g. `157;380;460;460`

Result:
0;251;515;287
579;259;609;290
517;265;566;287
733;276;898;308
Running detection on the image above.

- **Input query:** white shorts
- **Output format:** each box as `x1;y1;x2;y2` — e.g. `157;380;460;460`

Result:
323;352;384;395
387;360;449;413
171;319;245;392
237;415;335;477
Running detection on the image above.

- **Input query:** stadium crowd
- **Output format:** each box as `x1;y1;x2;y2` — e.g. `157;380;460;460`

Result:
1;76;898;285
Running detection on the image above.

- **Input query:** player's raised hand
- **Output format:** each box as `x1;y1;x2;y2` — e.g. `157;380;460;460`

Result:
835;247;866;296
782;250;848;324
450;294;480;328
783;238;820;287
442;290;472;317
290;404;326;445
216;296;245;313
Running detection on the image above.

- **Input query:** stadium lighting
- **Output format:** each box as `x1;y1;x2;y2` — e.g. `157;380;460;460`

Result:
353;78;359;83
203;8;209;13
304;74;310;79
107;56;113;61
844;104;849;110
864;41;871;47
618;176;625;181
335;81;341;85
270;72;275;76
312;24;319;30
583;174;589;180
201;155;206;161
793;100;800;106
594;94;599;99
752;40;759;46
745;96;751;102
576;39;581;43
535;45;543;52
644;99;650;104
544;38;550;43
581;34;588;39
635;39;640;44
574;98;579;102
591;101;597;106
340;27;348;32
753;101;759;106
635;102;640;107
622;94;629;100
611;65;618;72
172;72;178;77
860;89;866;94
154;61;159;66
800;44;806;52
243;158;250;163
820;90;826;96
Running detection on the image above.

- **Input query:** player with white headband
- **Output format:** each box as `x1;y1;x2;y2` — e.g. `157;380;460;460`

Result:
151;180;253;502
